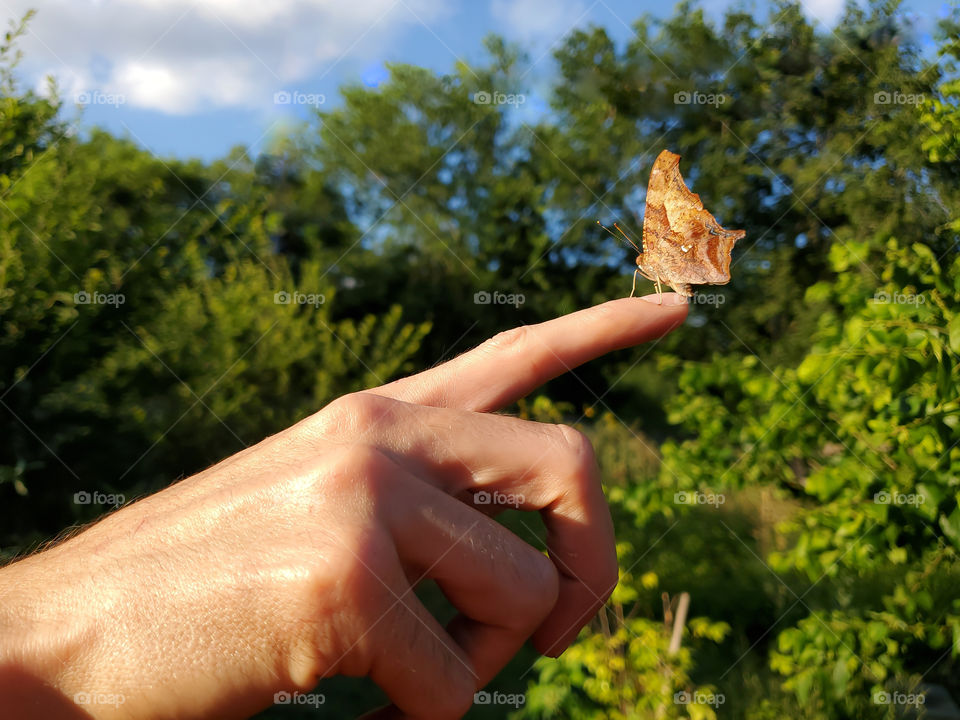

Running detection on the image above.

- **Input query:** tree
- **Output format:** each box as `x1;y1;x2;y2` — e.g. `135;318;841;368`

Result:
0;20;429;552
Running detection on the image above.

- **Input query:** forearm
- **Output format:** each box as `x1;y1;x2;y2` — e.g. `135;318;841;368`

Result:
0;548;104;718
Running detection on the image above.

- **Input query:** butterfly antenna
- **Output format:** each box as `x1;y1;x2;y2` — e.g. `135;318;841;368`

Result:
596;220;620;240
612;222;642;253
597;221;642;253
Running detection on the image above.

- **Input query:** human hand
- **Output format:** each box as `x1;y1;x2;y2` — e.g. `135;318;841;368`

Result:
0;294;687;720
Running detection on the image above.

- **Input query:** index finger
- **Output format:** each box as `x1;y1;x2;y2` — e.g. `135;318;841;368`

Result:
369;293;688;412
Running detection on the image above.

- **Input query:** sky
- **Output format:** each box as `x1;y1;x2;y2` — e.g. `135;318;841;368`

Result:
1;0;948;161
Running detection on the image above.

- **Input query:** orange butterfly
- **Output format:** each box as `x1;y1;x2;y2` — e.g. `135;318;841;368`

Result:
602;149;745;300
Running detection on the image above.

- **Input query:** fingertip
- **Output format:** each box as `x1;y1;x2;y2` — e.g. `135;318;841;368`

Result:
533;634;566;658
531;623;575;658
592;294;689;327
531;577;609;659
637;291;688;306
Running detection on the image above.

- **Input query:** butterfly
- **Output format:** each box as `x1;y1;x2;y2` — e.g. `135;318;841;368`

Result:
600;149;745;300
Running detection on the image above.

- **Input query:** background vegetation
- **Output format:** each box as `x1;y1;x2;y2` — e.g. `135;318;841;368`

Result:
2;1;959;717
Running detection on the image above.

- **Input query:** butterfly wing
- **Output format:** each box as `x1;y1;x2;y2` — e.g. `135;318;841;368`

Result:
642;150;745;289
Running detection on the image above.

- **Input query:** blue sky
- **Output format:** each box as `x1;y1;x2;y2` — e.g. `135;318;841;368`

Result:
3;0;947;162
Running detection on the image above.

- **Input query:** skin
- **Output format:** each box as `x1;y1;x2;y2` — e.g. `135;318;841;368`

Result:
0;293;688;720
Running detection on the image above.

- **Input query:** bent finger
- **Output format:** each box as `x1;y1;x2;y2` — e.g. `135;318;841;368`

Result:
335;394;616;660
383;465;559;685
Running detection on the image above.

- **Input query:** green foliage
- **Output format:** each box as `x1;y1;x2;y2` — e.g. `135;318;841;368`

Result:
770;608;932;719
515;544;729;720
0;39;430;551
658;204;960;714
508;5;960;716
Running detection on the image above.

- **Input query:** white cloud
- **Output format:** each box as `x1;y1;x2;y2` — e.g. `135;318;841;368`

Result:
800;0;846;27
490;0;591;44
3;0;449;114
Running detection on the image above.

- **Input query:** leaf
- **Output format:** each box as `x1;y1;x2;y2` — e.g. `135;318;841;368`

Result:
831;657;851;697
939;503;960;549
949;314;960;355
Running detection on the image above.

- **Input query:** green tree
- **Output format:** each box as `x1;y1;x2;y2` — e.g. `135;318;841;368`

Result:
0;19;429;554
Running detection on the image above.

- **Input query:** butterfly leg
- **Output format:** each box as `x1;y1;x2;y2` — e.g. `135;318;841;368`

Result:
630;269;640;298
655;275;663;304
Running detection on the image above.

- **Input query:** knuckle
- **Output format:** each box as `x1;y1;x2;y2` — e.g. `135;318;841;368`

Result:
484;325;529;354
555;424;600;479
313;392;393;439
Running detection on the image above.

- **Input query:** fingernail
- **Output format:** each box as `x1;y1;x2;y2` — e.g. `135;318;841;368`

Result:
638;292;688;306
